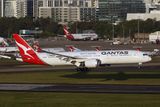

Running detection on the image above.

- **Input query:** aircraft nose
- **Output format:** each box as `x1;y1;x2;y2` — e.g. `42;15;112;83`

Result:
147;56;152;62
142;56;152;62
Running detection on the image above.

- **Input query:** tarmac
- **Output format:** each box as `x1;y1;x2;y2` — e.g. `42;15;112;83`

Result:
0;84;160;94
38;39;160;51
0;62;159;72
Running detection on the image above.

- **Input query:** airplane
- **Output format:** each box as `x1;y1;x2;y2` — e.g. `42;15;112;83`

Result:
0;47;18;53
12;33;152;71
0;39;66;60
0;37;9;46
0;38;19;59
63;25;98;41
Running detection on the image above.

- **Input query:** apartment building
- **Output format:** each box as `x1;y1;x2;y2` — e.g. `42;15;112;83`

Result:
37;0;98;22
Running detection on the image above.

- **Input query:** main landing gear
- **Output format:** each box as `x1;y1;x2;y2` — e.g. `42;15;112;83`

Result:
76;67;89;72
138;63;142;69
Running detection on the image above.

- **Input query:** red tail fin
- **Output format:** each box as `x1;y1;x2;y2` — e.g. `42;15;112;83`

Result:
66;46;75;52
63;25;74;40
12;34;45;65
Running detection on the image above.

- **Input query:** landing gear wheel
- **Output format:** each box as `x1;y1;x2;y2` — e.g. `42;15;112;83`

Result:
138;63;142;69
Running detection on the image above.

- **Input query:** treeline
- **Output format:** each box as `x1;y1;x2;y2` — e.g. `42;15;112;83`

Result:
0;17;61;38
0;17;160;39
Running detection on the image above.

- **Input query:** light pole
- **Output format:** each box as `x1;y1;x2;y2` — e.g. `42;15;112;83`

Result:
112;24;114;40
35;27;39;38
122;24;125;41
112;22;117;40
111;16;117;40
138;16;140;38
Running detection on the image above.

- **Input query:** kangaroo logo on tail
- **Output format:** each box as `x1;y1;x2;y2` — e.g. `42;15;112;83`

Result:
15;41;34;59
13;34;46;65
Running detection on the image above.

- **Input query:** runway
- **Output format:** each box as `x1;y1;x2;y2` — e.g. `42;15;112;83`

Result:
0;84;160;94
0;62;159;72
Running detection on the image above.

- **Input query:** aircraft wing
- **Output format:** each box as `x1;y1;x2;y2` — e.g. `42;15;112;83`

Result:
0;53;22;62
0;54;12;59
0;52;19;60
41;50;87;66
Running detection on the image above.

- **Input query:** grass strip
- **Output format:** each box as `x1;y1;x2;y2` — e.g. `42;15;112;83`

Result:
0;92;160;107
0;71;160;85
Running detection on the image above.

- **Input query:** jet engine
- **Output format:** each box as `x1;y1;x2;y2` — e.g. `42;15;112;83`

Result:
81;59;101;68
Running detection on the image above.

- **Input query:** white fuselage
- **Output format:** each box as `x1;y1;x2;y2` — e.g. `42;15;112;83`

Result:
42;48;65;53
37;50;151;66
0;47;18;52
72;33;98;40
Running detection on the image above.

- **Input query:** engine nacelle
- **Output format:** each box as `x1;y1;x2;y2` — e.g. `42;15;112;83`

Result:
83;59;101;68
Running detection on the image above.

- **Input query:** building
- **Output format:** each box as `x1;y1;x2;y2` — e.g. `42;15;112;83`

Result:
2;0;156;22
16;0;27;18
33;0;45;18
36;0;98;22
4;0;33;18
152;0;160;3
39;7;53;18
127;10;160;21
80;7;98;21
4;0;28;18
27;0;33;17
0;0;4;17
39;7;80;22
4;0;17;17
40;7;98;22
98;0;146;22
33;0;62;18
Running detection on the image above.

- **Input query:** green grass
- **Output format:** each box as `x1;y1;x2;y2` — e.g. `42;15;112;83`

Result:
0;71;160;85
0;92;159;107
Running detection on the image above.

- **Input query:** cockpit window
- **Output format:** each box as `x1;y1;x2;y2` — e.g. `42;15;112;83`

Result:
143;54;148;56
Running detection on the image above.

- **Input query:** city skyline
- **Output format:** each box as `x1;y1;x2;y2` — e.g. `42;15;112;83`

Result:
0;0;160;22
